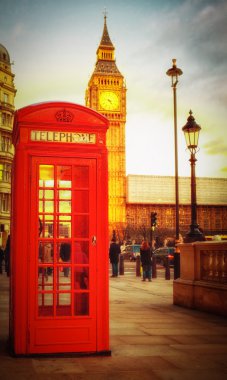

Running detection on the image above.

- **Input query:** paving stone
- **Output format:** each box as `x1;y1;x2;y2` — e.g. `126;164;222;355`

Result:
1;264;227;380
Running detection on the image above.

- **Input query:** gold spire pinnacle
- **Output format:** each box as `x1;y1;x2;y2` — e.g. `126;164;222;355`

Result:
100;10;113;47
103;7;108;22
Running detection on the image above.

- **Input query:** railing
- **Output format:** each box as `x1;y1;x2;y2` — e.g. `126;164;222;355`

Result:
200;249;227;283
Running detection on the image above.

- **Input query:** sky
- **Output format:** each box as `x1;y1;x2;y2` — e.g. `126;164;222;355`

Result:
1;0;227;179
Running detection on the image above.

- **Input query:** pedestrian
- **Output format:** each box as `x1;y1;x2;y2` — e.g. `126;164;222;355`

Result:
4;235;10;277
109;238;121;277
120;240;126;255
0;246;4;274
59;242;71;277
43;242;53;281
74;242;89;315
140;240;152;282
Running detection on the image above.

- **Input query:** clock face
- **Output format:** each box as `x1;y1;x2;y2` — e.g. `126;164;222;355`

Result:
100;91;120;111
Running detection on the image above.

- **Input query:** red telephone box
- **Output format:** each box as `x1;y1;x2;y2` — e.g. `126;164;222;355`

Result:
10;101;110;355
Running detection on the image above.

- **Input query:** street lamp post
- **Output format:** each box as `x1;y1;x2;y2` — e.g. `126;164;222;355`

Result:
182;110;205;243
166;59;183;279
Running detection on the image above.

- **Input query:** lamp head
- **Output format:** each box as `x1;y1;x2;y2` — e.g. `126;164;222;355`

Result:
182;110;201;153
166;58;183;87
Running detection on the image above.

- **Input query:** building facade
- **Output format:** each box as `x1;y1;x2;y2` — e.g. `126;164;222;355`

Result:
86;15;127;236
0;44;16;245
126;175;227;243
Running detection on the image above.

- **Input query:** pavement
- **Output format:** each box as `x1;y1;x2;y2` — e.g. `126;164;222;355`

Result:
0;262;227;380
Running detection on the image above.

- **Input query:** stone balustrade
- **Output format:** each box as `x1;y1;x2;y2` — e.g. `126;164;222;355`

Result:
173;241;227;317
200;249;227;283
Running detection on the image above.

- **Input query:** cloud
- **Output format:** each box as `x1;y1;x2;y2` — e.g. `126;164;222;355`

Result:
203;139;227;156
192;2;227;65
11;23;26;39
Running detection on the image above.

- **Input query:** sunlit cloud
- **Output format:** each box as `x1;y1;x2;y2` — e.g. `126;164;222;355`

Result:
203;139;227;156
11;23;26;39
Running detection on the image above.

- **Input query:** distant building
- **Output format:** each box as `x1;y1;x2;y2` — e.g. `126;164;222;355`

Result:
0;44;16;245
126;175;227;240
127;175;227;205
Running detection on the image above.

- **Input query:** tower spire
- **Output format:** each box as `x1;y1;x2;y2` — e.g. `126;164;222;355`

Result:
103;7;108;21
86;15;127;235
99;10;113;48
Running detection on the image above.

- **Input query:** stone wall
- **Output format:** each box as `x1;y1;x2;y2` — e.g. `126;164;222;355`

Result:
173;241;227;317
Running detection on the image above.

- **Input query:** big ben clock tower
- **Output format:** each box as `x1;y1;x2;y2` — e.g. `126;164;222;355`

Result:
86;15;127;237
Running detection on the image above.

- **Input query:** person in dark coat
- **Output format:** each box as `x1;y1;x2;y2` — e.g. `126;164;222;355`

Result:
0;246;4;274
109;238;121;277
60;242;71;277
4;235;10;277
140;240;152;281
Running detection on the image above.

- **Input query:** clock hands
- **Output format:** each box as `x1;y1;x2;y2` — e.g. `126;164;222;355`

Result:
100;91;119;110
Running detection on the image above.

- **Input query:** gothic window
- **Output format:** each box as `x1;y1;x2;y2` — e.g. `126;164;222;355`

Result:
2;113;6;125
203;218;209;229
3;93;9;103
0;163;11;182
5;164;11;182
8;113;11;125
0;193;11;213
141;218;147;225
1;134;11;152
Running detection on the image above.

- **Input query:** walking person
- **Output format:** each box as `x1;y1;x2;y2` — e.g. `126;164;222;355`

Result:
0;246;4;274
60;242;71;277
4;235;10;277
140;240;152;282
109;238;121;277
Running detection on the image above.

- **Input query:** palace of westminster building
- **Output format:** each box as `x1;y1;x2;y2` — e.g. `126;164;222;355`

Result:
0;17;227;246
